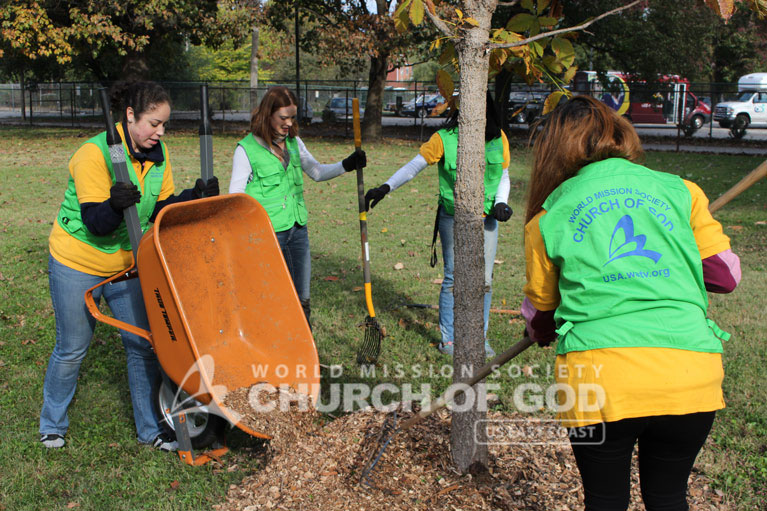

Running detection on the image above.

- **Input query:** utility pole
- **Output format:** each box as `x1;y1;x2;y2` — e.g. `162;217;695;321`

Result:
295;1;301;118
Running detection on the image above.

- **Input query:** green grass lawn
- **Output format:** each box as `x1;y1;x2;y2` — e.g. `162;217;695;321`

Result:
0;125;765;509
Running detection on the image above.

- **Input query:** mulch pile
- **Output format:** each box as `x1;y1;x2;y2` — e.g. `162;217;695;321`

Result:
215;399;732;511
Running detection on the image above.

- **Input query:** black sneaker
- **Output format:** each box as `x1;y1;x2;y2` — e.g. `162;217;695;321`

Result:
40;433;65;448
151;433;178;452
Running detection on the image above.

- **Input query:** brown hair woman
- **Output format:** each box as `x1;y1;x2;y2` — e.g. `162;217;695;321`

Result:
522;95;740;509
230;86;366;325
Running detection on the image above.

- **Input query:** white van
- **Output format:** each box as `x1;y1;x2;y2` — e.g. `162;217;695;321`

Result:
712;72;767;138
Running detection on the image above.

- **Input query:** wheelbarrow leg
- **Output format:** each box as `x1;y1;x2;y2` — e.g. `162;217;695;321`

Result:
160;371;229;466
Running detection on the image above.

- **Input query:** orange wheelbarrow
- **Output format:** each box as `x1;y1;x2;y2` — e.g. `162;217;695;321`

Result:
85;194;320;464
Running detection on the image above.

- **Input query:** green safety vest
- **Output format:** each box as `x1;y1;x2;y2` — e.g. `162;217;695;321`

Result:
238;134;308;232
437;128;504;215
538;158;728;355
56;130;166;253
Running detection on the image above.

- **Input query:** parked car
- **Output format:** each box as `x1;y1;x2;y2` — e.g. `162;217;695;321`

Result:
713;72;767;138
322;97;363;122
298;97;313;124
401;93;446;118
506;90;549;124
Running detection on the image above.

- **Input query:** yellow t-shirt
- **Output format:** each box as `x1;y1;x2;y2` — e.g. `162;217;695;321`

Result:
419;130;511;168
49;125;175;276
524;179;731;427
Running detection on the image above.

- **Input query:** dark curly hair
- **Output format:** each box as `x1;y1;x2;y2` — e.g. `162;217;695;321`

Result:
109;81;171;122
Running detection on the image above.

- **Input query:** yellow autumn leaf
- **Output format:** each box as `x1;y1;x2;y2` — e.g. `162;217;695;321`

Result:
543;91;567;115
464;17;480;27
409;0;424;26
704;0;735;20
436;69;454;100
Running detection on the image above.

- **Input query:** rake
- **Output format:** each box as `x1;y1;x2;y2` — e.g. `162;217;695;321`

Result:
352;98;386;365
359;336;535;488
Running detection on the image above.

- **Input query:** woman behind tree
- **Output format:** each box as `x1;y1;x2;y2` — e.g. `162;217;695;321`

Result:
40;80;219;451
364;93;513;357
230;86;365;325
522;95;740;510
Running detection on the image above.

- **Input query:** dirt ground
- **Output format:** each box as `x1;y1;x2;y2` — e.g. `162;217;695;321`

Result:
214;404;732;511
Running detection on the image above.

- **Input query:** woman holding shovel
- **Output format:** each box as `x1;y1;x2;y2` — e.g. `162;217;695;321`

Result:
522;95;740;510
364;93;512;357
40;81;219;451
230;86;366;325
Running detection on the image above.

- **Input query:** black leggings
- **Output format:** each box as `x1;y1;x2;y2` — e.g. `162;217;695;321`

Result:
569;411;716;511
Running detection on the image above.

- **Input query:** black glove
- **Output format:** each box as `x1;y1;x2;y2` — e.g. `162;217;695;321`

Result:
108;182;141;212
365;184;390;210
493;202;513;222
524;328;553;348
342;150;367;172
193;176;220;199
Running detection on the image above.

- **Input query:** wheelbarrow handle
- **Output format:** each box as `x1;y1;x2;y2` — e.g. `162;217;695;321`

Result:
399;336;535;431
83;263;153;343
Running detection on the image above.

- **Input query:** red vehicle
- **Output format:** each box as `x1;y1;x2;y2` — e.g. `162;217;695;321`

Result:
573;71;711;136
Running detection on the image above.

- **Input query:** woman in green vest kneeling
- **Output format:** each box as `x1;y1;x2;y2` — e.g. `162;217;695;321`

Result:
364;93;513;358
522;95;741;509
230;86;365;325
40;81;220;451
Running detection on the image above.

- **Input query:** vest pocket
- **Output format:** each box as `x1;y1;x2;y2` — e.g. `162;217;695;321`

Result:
255;165;283;188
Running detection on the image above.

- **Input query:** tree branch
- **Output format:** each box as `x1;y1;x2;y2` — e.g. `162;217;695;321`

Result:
486;0;641;49
423;3;454;38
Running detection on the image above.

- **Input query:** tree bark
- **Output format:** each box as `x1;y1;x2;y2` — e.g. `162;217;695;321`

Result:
250;25;260;111
450;0;496;475
362;50;389;141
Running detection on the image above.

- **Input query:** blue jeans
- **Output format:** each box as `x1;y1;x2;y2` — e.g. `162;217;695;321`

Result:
40;255;162;444
437;206;498;345
275;223;311;322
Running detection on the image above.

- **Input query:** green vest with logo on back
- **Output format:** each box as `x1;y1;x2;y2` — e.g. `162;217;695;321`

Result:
538;158;727;355
238;134;308;232
56;130;166;253
437;128;504;215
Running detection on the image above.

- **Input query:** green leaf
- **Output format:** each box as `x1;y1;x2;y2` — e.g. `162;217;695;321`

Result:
551;37;574;67
394;0;412;33
543;91;567;115
530;40;544;57
521;0;535;12
438;42;456;65
537;16;558;27
409;0;424;26
542;55;563;73
563;65;578;84
537;0;551;15
506;13;535;32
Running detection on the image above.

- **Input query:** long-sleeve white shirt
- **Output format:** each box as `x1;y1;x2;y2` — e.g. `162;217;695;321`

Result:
229;135;346;194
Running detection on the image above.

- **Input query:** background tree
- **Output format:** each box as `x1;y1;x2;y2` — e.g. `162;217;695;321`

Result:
266;0;437;139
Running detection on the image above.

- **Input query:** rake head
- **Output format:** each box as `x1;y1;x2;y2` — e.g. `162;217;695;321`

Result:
358;408;399;490
356;316;385;365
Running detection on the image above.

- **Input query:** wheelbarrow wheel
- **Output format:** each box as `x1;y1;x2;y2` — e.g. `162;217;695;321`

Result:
153;377;226;449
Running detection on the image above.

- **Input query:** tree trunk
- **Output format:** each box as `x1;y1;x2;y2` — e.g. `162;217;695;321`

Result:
250;25;260;111
450;0;495;475
362;51;389;141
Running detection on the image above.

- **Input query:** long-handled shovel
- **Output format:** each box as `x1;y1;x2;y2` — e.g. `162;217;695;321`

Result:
352;98;386;365
199;84;214;184
359;336;535;488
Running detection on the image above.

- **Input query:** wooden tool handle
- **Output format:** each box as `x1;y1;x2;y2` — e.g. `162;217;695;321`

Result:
709;160;767;213
352;98;362;149
400;337;535;431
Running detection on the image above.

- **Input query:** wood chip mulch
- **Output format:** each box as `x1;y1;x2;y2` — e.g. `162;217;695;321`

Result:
214;404;733;511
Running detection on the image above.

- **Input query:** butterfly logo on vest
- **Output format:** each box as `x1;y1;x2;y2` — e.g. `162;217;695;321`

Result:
603;215;662;266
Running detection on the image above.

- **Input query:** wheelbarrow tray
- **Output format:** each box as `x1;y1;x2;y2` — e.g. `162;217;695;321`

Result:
92;193;319;439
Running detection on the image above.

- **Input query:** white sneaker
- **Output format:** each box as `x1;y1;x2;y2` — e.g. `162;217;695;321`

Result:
40;433;65;448
151;433;178;452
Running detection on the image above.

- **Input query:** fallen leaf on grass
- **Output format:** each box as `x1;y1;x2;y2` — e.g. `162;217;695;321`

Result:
66;503;79;509
21;339;36;345
494;259;504;265
323;276;340;281
169;480;180;491
756;220;766;225
381;227;388;233
109;443;119;448
352;286;363;292
432;278;443;285
522;365;534;377
408;251;416;257
400;239;407;246
393;262;404;270
727;225;743;231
